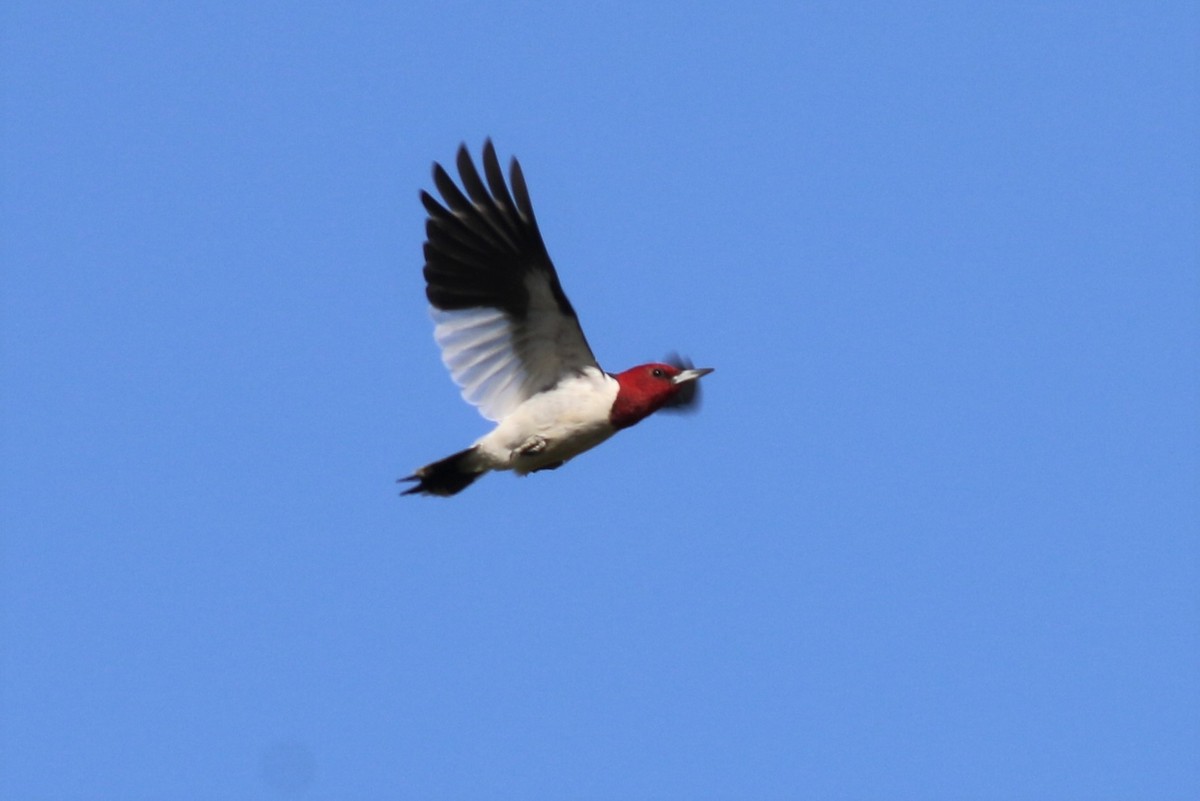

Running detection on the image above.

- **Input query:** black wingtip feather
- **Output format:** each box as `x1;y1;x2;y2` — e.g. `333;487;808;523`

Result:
482;141;517;213
419;142;571;322
509;158;536;222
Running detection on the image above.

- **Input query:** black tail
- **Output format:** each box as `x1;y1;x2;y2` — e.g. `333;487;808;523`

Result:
400;447;484;497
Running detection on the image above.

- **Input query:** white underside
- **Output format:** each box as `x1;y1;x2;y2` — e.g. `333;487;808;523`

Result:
473;367;620;474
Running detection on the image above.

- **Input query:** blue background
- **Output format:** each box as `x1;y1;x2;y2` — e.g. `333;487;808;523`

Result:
3;2;1198;798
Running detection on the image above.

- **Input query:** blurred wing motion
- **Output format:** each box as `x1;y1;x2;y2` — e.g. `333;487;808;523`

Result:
662;352;704;412
421;140;599;422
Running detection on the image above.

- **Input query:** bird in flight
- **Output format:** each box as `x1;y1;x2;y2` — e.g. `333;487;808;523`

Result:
401;141;713;496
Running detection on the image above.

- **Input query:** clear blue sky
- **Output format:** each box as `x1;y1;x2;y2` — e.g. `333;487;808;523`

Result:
3;2;1198;798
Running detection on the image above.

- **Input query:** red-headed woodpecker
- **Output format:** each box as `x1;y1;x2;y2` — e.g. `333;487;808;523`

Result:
401;141;713;497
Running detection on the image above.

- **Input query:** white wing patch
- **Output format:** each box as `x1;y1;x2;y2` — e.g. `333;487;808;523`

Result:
433;307;528;422
431;272;601;423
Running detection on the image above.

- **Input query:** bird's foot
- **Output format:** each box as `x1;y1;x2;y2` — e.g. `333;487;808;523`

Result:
514;435;548;457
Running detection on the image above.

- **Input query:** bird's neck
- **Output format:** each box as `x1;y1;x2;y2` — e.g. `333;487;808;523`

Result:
609;372;666;430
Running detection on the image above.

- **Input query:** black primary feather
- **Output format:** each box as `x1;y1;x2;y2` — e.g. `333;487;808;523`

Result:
421;140;589;333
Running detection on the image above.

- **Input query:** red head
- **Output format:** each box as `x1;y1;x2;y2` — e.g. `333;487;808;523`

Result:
609;362;714;430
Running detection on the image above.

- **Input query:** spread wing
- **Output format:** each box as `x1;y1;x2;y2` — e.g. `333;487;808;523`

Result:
420;140;599;422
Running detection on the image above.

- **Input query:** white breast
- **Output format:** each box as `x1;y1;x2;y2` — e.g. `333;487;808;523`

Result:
474;367;621;474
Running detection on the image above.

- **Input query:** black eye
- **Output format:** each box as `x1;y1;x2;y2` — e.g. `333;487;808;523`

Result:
651;368;666;378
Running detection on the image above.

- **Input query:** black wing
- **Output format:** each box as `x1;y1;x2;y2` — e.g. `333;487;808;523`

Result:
422;141;600;421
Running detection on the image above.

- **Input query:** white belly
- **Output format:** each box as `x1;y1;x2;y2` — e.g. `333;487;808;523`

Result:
474;368;620;474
